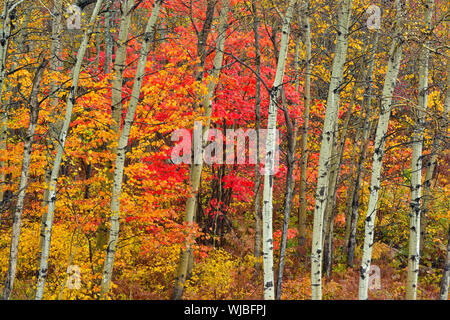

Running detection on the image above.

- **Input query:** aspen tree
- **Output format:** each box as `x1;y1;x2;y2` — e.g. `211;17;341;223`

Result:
346;31;379;266
3;59;47;300
172;0;229;300
297;0;311;251
104;0;114;74
40;0;63;254
42;2;95;208
420;29;449;258
251;0;262;268
0;3;31;229
180;0;223;285
95;0;135;251
325;45;376;266
110;0;134;137
406;0;434;300
322;83;358;276
358;0;405;300
426;53;449;303
276;89;298;300
0;0;25;204
324;39;378;262
310;0;352;300
100;0;165;298
260;0;297;300
276;2;309;298
440;226;450;300
35;0;104;300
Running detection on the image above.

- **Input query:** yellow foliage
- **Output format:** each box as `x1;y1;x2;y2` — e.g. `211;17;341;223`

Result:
371;242;392;260
185;249;237;300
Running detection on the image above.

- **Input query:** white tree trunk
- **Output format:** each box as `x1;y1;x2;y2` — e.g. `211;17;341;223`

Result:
261;0;297;300
358;0;405;300
440;226;450;300
0;0;24;204
35;0;104;300
2;60;47;300
346;31;379;266
41;0;63;253
276;90;298;299
251;0;262;268
322;87;357;277
433;61;449;303
420;45;450;258
100;0;164;298
104;0;114;74
95;0;134;252
310;0;352;300
297;0;311;251
437;66;450;301
172;0;229;300
406;0;434;300
110;0;134;136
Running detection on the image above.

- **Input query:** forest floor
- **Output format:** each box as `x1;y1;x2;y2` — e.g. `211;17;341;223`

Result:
176;213;445;300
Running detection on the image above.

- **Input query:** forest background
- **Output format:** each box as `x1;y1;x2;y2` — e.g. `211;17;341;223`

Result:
0;0;448;300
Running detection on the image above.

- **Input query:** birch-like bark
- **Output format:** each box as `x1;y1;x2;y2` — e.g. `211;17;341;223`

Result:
276;4;309;291
94;24;101;70
343;142;357;251
310;0;352;300
100;0;164;298
297;0;311;250
325;64;369;268
406;0;434;300
47;0;63;134
420;62;450;256
0;1;24;204
177;0;220;285
110;0;133;136
346;120;373;266
321;122;338;270
276;88;297;299
0;1;23;98
104;0;114;74
260;0;297;300
325;13;375;271
172;0;229;300
2;60;47;300
251;0;262;269
275;1;308;298
35;0;104;300
95;0;134;251
358;0;405;300
440;226;450;300
322;89;356;277
40;1;63;257
346;31;379;266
